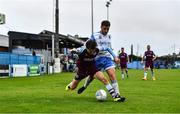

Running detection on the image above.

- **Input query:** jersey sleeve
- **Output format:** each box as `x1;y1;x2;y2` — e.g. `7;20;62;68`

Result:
99;47;116;58
143;52;146;61
89;34;95;40
109;35;112;48
76;46;86;55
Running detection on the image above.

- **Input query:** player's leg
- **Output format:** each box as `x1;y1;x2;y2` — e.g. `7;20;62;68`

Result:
77;76;94;94
121;64;128;79
78;57;107;94
68;61;87;91
125;64;129;78
121;64;127;79
102;57;120;95
94;71;116;97
125;69;129;78
151;68;155;80
84;76;94;88
66;78;80;90
150;63;156;80
106;68;120;95
121;68;125;80
77;62;98;94
95;71;125;102
142;67;148;80
142;62;148;80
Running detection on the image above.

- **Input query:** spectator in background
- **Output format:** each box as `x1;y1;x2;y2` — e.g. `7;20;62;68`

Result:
32;50;37;64
32;50;36;56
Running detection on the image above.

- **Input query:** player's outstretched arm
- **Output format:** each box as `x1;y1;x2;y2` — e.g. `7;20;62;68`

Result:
99;47;116;58
99;47;120;64
141;53;145;64
153;53;157;61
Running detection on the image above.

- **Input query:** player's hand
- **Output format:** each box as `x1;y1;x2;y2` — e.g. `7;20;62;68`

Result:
141;61;144;64
114;57;120;64
74;67;78;73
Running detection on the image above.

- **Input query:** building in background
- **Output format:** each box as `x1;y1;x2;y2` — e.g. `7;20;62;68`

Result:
0;34;8;52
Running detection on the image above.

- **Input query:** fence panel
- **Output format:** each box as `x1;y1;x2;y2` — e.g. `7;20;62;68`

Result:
0;52;41;65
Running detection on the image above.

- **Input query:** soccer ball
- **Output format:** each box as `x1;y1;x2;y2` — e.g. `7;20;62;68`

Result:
95;89;107;101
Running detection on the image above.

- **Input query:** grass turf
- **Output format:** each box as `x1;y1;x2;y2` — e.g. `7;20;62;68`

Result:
0;69;180;113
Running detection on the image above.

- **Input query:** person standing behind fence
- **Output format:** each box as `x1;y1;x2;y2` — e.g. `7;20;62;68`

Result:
32;50;37;64
32;50;36;56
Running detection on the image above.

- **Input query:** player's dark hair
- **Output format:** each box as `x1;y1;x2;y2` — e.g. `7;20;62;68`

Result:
101;20;111;27
147;45;150;50
86;40;97;49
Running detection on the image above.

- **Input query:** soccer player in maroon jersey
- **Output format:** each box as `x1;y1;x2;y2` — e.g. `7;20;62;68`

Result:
65;40;125;102
141;45;156;80
118;47;129;80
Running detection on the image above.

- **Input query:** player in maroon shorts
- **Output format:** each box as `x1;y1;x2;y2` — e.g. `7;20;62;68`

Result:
65;40;125;102
141;45;156;80
118;47;129;80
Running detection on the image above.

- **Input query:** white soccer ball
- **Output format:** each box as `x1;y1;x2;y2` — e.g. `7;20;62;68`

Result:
95;89;107;101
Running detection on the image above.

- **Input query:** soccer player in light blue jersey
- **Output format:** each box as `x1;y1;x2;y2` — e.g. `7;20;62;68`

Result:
78;20;125;100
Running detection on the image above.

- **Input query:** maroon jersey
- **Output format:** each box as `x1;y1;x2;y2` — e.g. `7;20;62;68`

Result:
144;51;155;62
144;50;155;69
78;48;99;64
119;52;128;64
75;48;99;80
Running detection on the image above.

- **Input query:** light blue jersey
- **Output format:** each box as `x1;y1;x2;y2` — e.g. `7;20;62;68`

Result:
76;46;116;59
90;32;112;58
89;32;116;70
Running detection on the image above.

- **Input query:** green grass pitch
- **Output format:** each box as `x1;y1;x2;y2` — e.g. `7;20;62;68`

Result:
0;69;180;113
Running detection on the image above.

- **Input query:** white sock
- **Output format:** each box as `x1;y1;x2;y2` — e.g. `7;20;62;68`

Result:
105;84;116;98
144;72;147;78
122;74;124;79
111;80;120;95
83;76;93;88
68;82;72;88
105;83;113;91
